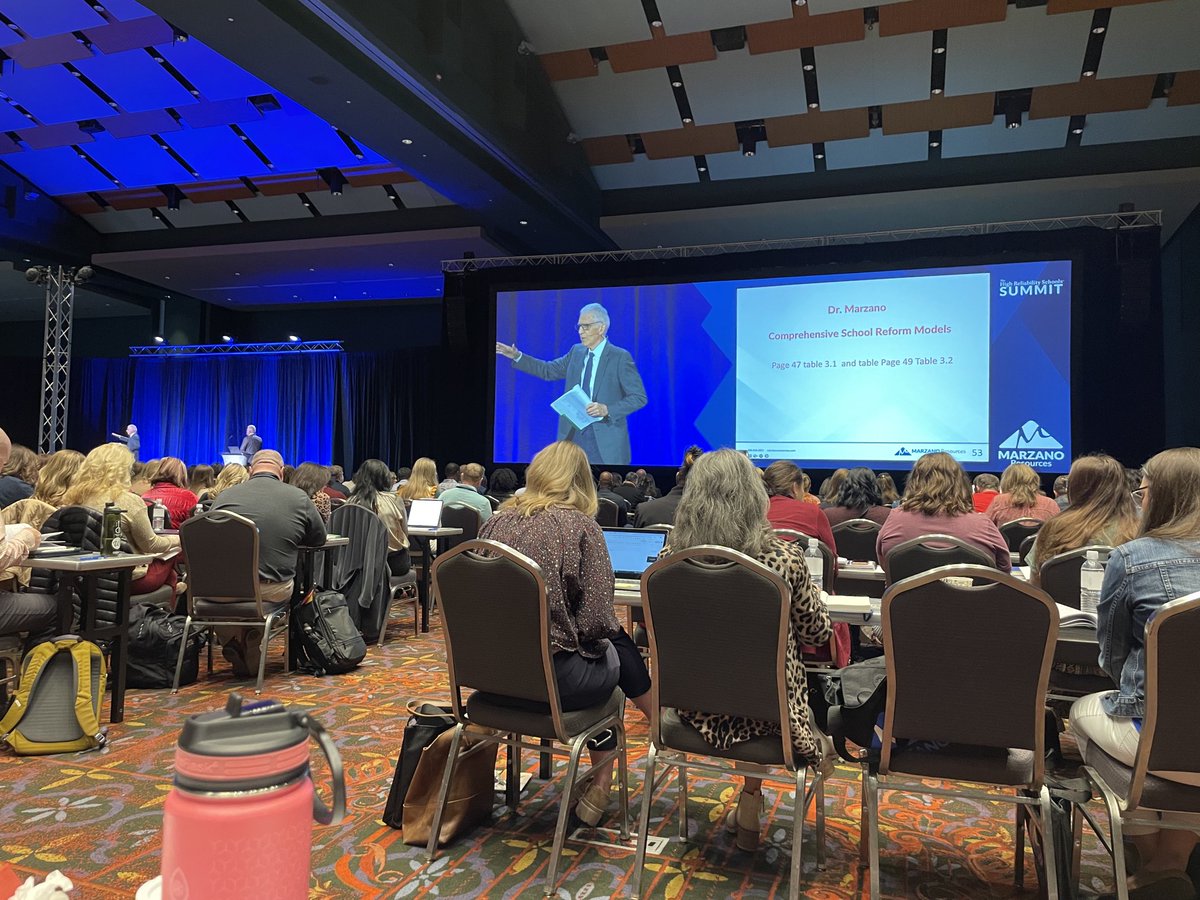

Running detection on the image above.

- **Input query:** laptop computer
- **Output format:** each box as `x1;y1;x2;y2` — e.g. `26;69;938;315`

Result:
602;527;668;588
408;498;443;529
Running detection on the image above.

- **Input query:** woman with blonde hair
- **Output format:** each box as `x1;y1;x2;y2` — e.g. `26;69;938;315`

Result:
205;463;247;501
987;462;1060;525
397;457;438;501
479;441;652;827
142;457;198;529
876;451;1009;574
0;443;39;508
32;449;83;507
62;444;180;594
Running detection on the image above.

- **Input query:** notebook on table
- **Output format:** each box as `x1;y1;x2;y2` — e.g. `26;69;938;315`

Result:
407;498;444;529
602;527;668;590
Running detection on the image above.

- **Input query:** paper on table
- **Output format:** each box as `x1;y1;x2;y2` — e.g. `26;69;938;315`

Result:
552;385;602;431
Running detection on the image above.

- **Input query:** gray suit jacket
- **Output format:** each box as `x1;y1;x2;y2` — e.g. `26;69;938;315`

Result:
240;433;263;458
512;342;647;464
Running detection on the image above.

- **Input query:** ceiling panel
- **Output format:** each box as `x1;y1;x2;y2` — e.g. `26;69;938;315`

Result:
84;207;167;232
593;155;699;190
552;62;682;138
705;144;815;180
83;133;196;186
682;49;808;125
879;0;1009;37
1030;75;1156;119
0;0;104;38
393;182;454;209
230;193;313;222
0;62;117;124
883;92;995;134
607;31;715;73
161;126;273;180
507;0;650;54
74;50;200;112
94;0;155;21
307;185;397;216
160;201;243;229
945;6;1093;97
641;122;738;159
807;0;908;12
941;115;1069;158
239;111;381;172
1099;0;1200;79
1081;98;1200;145
815;30;932;111
656;0;792;35
0;100;36;132
745;6;864;53
825;130;930;169
766;108;870;146
4;144;116;193
157;40;273;102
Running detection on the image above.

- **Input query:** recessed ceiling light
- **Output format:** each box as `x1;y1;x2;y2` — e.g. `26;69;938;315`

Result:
929;140;940;147
164;275;170;280
794;0;806;5
1092;25;1105;33
388;262;395;267
345;99;352;104
234;271;240;275
651;19;662;27
1072;126;1084;134
682;117;693;124
697;165;706;172
1083;70;1095;77
308;267;315;271
401;138;413;145
814;152;824;159
518;220;528;225
227;16;234;22
933;46;946;54
671;80;682;88
931;88;943;94
808;102;819;109
802;63;814;72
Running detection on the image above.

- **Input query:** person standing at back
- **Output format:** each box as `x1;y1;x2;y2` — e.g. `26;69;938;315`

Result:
210;450;326;676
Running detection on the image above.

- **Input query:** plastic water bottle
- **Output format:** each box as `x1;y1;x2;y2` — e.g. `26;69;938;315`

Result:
805;537;824;592
151;499;168;531
1079;550;1104;617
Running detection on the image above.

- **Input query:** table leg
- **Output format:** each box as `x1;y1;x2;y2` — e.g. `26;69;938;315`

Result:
109;570;130;724
419;539;432;633
539;738;552;780
55;573;76;635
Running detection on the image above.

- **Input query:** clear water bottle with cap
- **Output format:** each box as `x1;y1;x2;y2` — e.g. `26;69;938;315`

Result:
160;693;346;899
804;537;824;592
1079;550;1104;617
151;499;168;531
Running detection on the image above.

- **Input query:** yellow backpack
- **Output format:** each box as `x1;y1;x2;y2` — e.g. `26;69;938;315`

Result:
0;638;107;755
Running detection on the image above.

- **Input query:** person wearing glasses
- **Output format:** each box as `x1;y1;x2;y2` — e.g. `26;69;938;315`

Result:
496;302;647;465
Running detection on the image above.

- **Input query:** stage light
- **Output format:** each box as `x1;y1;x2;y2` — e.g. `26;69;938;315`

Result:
288;334;300;342
221;334;233;342
153;335;165;344
319;168;346;196
401;138;413;145
1005;110;1022;129
741;137;756;157
73;266;93;284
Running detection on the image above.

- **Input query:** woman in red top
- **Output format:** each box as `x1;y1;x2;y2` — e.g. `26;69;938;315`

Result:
141;457;198;529
762;461;837;553
987;463;1061;525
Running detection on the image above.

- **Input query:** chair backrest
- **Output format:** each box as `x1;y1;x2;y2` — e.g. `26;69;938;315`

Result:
831;518;881;562
440;505;481;552
432;540;568;736
179;510;261;608
1037;545;1113;608
38;506;125;624
486;495;501;511
1018;533;1037;562
999;517;1044;552
881;565;1057;786
595;497;619;527
1128;590;1200;808
772;529;836;592
885;533;995;585
642;546;798;770
329;503;389;605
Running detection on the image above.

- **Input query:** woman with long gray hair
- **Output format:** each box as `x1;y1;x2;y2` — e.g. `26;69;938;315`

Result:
664;449;834;853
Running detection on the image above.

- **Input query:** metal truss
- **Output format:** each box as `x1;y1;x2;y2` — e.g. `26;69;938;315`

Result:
128;340;344;356
38;267;76;454
441;210;1163;272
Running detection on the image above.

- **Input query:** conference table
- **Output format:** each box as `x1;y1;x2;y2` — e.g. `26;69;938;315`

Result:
407;526;464;632
25;550;157;724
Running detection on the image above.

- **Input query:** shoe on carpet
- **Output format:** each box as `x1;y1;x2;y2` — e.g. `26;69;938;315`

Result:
221;640;252;678
724;790;764;852
1099;869;1196;900
575;782;612;827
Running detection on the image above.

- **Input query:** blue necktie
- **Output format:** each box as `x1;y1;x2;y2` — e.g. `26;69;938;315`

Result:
581;350;595;399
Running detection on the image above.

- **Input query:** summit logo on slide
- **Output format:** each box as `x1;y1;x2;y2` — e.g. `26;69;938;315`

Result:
998;420;1065;468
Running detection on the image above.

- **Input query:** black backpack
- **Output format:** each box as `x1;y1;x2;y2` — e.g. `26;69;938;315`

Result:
127;603;208;689
811;656;889;765
291;590;367;676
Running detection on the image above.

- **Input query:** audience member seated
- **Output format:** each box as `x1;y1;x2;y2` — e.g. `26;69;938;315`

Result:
822;466;893;526
612;471;646;509
326;464;349;499
634;447;702;528
876;451;1009;574
210;450;326;677
130;461;152;496
0;427;53;639
1053;474;1070;511
761;461;837;552
281;464;295;485
479;440;653;827
393;465;412;489
971;473;1000;512
596;471;630;525
487;467;519;506
0;444;38;509
398;457;438;501
32;449;82;507
290;462;332;524
986;463;1060;525
347;459;410;575
799;471;822;505
1027;454;1137;580
662;449;835;852
1069;448;1200;900
204;463;247;503
61;444;182;596
439;462;492;523
142;457;198;529
818;467;849;507
187;464;215;498
636;468;660;499
436;462;461;495
876;472;900;507
3;450;84;590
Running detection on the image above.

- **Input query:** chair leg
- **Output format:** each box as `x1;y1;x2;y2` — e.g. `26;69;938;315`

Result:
866;772;882;900
815;769;826;871
254;615;274;695
677;764;688;840
1095;781;1130;900
544;735;587;896
206;626;213;673
171;616;193;693
426;724;465;863
1037;786;1061;900
631;744;659;900
790;767;806;896
377;599;389;648
1015;804;1026;888
506;736;520;812
615;723;630;841
282;617;290;675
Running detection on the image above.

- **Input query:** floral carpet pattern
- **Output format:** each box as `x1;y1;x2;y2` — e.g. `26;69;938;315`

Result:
1;616;1122;898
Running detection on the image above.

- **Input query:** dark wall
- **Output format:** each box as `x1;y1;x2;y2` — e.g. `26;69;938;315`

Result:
1162;202;1200;447
206;300;443;351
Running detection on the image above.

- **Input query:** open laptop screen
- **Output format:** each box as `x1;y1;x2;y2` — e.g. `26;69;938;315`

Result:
603;527;668;578
407;498;443;528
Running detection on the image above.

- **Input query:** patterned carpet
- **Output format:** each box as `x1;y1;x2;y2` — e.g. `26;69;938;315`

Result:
1;612;1123;898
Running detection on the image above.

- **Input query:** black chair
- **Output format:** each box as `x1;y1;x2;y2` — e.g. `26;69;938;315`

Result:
1038;546;1116;700
999;517;1044;554
595;497;619;527
329;503;405;645
1018;533;1037;563
486;495;501;511
772;529;836;593
884;533;996;586
831;518;881;563
440;505;481;554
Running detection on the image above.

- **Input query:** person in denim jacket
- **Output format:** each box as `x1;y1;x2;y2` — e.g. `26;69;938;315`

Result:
1070;448;1200;899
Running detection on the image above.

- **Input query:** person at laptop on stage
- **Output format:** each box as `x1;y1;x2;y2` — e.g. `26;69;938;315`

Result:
479;440;652;828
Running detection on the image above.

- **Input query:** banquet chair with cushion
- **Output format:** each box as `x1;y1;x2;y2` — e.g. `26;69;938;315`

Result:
632;546;826;898
866;565;1060;899
329;503;405;645
595;497;619;527
439;505;481;554
1038;546;1117;700
832;518;882;563
773;529;847;667
1000;518;1044;554
175;510;289;694
428;539;629;897
1070;591;1200;900
884;533;995;586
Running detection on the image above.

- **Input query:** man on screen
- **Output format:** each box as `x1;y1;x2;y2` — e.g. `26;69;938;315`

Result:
496;302;647;465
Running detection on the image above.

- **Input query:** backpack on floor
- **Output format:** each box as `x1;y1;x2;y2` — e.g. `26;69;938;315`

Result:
0;637;107;755
127;603;208;689
291;589;366;676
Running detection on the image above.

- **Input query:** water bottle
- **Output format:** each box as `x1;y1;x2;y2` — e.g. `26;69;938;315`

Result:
805;537;824;592
151;499;168;531
100;502;123;556
1079;550;1104;617
160;693;346;899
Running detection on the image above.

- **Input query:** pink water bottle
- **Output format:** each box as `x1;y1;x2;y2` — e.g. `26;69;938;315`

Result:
160;693;346;899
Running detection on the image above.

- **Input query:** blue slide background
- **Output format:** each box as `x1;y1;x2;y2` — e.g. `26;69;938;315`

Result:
493;260;1071;470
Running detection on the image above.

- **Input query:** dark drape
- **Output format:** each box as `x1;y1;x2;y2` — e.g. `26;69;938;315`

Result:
71;357;135;452
336;349;439;472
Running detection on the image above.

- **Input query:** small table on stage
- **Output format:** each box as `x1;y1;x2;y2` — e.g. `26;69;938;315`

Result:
26;550;156;724
406;527;464;632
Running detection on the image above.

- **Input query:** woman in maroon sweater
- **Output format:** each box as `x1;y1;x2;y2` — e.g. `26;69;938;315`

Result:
762;461;837;553
141;457;198;529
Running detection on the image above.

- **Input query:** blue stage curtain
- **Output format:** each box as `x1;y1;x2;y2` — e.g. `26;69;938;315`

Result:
127;352;339;464
71;357;135;452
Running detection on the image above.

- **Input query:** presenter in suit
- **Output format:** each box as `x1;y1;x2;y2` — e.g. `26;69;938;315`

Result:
239;425;263;463
112;423;140;460
497;302;647;465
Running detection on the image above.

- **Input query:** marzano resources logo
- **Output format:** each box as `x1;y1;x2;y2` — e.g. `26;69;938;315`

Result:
998;278;1065;297
998;420;1065;468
